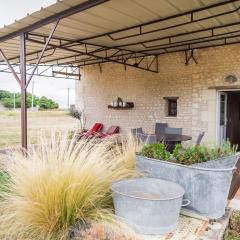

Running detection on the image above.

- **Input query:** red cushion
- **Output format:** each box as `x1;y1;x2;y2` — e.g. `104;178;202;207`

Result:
90;123;103;133
106;126;120;134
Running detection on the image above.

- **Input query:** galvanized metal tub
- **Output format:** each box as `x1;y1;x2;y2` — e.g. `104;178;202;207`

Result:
191;154;239;168
136;154;239;219
111;178;187;235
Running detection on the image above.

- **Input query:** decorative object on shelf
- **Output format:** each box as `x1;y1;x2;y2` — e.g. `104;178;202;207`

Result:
117;97;123;106
108;97;134;109
225;74;238;83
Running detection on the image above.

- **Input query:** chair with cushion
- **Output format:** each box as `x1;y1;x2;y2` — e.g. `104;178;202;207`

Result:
79;122;103;139
155;123;168;135
99;126;120;138
196;132;205;146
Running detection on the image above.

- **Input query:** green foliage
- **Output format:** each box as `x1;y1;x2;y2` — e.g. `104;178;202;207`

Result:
141;143;171;161
224;229;240;240
2;98;14;109
38;96;59;110
224;210;240;240
0;91;39;109
176;140;237;165
221;140;238;157
229;210;240;233
0;89;58;110
176;146;209;165
172;143;181;158
0;90;12;100
0;171;9;197
140;140;238;165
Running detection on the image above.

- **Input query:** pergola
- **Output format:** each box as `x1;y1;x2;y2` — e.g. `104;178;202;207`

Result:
0;0;240;149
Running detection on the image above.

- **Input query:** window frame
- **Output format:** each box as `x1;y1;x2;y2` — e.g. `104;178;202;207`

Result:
163;97;179;117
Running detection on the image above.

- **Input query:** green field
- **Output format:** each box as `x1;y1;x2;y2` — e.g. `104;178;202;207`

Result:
0;110;78;148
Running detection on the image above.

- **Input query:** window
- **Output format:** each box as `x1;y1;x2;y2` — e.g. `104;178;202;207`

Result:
164;97;178;117
220;94;226;126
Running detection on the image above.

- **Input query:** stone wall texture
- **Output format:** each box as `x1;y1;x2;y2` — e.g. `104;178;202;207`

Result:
76;44;240;144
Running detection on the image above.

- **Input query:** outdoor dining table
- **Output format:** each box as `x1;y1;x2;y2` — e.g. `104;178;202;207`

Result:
157;133;192;142
157;133;192;152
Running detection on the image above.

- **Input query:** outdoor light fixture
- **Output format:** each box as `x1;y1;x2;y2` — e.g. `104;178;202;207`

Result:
225;74;238;83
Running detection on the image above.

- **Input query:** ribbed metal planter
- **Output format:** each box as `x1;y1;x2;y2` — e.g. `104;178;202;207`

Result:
136;154;239;219
111;178;187;235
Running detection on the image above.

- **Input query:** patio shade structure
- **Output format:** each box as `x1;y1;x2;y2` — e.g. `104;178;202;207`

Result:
0;0;240;149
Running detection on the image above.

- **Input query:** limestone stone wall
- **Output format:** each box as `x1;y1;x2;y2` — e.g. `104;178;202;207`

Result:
76;44;240;144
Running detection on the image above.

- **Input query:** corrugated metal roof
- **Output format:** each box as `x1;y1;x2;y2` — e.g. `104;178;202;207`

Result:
0;0;240;68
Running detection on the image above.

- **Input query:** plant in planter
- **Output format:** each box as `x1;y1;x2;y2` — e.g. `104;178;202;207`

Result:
140;140;238;165
136;141;239;219
141;143;170;161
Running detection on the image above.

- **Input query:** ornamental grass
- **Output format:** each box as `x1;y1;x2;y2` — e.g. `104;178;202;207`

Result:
0;132;139;240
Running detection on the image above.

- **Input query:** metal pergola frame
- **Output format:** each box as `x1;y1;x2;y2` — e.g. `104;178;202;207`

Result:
0;0;240;149
0;0;109;149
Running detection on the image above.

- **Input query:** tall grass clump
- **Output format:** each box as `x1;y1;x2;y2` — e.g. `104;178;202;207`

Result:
109;133;142;170
0;133;138;240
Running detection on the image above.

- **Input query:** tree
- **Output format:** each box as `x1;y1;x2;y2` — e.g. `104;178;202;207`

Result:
0;90;12;100
38;96;59;110
0;89;58;110
2;98;14;108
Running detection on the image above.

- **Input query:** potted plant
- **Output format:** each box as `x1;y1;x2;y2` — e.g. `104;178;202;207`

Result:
136;141;239;219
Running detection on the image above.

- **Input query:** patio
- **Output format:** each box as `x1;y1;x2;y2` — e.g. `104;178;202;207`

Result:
0;0;240;239
0;0;239;148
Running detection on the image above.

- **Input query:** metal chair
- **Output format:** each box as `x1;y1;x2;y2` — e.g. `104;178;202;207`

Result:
196;132;205;146
138;133;157;144
165;127;182;135
131;128;143;135
155;123;168;135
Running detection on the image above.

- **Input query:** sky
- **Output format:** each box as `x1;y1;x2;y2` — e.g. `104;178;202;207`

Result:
0;0;76;108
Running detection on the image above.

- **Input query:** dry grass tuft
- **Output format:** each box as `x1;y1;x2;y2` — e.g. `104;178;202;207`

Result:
0;132;138;240
109;133;142;170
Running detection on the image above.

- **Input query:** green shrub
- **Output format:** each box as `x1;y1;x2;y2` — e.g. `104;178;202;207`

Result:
176;140;237;165
1;92;39;109
141;143;170;161
224;229;240;240
0;90;12;100
229;210;240;233
38;96;59;110
140;140;238;165
224;210;240;240
2;98;14;108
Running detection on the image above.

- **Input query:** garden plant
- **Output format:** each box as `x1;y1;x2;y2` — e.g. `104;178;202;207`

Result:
140;140;238;165
0;133;139;240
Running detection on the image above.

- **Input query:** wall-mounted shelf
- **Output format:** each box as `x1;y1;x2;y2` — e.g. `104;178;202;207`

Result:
108;102;134;110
